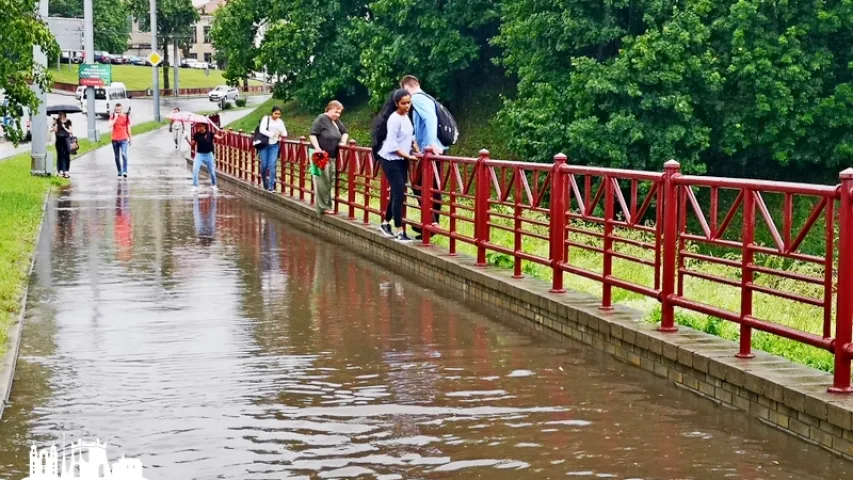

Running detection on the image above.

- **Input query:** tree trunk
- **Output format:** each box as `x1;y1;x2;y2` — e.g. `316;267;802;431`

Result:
162;45;171;91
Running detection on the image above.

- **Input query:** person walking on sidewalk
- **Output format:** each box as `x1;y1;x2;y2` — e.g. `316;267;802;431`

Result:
52;113;73;178
309;100;349;214
189;121;223;192
372;89;419;243
256;106;287;192
170;107;185;149
110;103;132;177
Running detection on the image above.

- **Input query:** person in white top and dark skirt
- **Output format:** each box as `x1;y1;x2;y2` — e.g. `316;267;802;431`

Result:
373;89;420;242
257;105;288;192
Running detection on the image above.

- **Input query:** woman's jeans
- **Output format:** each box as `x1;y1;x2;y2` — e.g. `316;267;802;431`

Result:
193;152;217;187
259;143;280;190
380;157;408;228
55;138;71;172
313;159;336;212
112;140;129;174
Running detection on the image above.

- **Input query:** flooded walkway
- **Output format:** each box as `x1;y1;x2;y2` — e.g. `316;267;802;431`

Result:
1;129;851;479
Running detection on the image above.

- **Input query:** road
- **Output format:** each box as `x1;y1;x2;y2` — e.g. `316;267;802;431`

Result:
0;92;270;160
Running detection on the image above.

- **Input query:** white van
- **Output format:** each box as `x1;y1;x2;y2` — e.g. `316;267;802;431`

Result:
81;82;128;117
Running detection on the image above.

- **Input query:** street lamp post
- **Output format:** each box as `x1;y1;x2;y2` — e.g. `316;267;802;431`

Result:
30;0;50;176
84;0;97;142
150;0;160;122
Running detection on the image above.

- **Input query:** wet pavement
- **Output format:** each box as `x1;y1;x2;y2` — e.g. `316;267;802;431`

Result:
1;129;852;479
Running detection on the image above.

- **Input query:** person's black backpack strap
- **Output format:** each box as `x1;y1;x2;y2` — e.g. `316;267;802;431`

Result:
414;92;459;147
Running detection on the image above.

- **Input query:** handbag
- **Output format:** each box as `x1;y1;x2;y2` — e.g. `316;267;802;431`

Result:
253;116;271;150
68;136;79;155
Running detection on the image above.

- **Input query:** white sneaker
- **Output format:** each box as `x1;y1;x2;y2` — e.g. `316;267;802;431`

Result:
211;185;218;193
191;185;198;192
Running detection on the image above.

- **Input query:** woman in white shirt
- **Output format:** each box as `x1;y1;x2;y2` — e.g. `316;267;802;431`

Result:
374;89;420;242
257;105;288;192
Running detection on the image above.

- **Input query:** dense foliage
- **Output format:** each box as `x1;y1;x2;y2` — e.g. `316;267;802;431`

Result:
212;0;853;177
2;0;58;144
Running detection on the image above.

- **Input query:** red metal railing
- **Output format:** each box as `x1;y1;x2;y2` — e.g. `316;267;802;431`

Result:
210;130;853;393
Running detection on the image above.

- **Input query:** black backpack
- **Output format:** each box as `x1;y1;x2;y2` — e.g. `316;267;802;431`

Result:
414;92;459;147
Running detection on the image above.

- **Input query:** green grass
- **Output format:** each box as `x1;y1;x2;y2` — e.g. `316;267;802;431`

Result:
49;64;261;91
0;155;67;355
227;92;837;374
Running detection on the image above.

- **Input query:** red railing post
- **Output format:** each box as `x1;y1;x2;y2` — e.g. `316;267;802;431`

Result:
601;174;615;311
475;149;490;267
738;188;756;359
420;146;435;246
347;140;357;220
549;153;567;293
226;129;234;175
660;160;680;332
299;136;307;201
830;169;853;393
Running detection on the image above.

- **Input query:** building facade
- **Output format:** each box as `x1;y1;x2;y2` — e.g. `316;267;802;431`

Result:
125;0;225;67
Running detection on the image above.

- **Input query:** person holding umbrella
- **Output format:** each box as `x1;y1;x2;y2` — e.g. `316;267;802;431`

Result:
52;113;73;178
46;104;81;178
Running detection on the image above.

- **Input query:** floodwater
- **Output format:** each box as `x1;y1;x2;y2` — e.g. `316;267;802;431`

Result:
0;130;851;479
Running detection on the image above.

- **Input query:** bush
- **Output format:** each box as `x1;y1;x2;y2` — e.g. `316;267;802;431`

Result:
222;102;234;110
235;97;247;107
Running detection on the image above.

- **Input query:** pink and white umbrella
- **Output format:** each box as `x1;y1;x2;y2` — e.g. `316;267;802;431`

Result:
165;111;221;130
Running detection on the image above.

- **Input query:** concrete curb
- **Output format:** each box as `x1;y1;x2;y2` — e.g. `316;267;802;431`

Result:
0;187;51;420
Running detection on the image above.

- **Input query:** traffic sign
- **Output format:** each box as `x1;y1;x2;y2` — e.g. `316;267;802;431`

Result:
147;51;162;67
79;63;112;86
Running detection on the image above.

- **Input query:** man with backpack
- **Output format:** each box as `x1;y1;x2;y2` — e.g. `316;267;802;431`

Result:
400;75;459;238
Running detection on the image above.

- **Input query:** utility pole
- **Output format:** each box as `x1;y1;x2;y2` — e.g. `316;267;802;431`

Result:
150;0;160;122
173;42;180;97
30;0;50;176
84;0;97;142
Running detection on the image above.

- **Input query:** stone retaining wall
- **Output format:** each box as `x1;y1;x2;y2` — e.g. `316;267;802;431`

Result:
198;159;853;461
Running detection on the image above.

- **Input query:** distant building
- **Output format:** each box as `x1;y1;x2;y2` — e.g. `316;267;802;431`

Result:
125;0;225;67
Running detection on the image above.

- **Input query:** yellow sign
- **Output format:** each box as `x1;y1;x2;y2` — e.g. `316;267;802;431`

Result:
147;51;162;66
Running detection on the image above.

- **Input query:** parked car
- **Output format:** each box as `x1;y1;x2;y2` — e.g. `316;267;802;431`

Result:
94;51;112;64
208;85;239;102
109;54;127;65
129;56;146;66
180;58;199;68
194;61;210;70
60;49;84;64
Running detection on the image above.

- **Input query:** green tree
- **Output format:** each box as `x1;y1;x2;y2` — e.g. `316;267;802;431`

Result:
496;0;853;178
49;0;130;54
210;0;264;88
129;0;199;90
1;0;58;145
349;0;499;108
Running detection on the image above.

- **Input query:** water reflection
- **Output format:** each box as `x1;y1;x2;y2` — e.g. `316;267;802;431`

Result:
114;182;132;262
193;194;217;246
0;136;851;480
